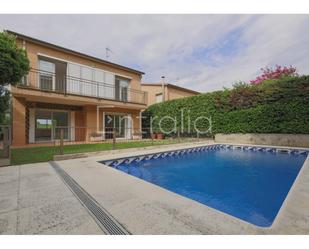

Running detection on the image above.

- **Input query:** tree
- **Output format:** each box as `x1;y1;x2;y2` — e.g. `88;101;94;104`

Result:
0;31;30;123
0;88;10;124
250;65;298;85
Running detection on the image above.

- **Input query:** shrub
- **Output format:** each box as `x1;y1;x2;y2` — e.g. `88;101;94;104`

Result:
250;65;298;85
143;76;309;134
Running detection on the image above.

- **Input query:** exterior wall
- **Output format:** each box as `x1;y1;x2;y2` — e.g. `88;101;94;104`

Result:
84;105;97;141
215;133;309;148
141;85;198;106
167;87;197;100
140;85;165;106
74;110;86;141
12;97;26;146
16;38;143;92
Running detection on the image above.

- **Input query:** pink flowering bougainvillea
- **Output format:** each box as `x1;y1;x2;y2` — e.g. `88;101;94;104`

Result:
250;65;298;85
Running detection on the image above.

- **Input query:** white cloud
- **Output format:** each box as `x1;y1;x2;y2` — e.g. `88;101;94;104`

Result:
0;14;308;92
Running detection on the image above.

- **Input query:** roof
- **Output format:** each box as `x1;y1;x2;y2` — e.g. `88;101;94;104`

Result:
6;30;144;75
141;83;200;95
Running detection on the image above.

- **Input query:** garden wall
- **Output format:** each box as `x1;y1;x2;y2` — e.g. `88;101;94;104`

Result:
215;133;309;148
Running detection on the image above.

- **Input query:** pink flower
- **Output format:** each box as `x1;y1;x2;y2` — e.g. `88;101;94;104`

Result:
249;65;298;85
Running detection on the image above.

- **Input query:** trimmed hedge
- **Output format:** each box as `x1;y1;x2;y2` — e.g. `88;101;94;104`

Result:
143;76;309;134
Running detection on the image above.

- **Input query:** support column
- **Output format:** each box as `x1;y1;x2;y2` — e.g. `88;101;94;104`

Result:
84;105;97;142
12;97;26;146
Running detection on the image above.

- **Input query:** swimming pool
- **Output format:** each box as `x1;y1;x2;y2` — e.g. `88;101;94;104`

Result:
101;145;308;227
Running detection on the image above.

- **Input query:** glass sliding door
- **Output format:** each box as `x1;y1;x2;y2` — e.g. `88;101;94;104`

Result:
53;112;69;140
115;77;129;102
104;114;114;139
104;114;126;139
34;110;69;142
115;115;126;138
35;110;52;141
119;79;129;102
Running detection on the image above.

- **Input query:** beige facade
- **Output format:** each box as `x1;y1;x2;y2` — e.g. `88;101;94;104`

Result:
9;31;147;147
141;83;199;106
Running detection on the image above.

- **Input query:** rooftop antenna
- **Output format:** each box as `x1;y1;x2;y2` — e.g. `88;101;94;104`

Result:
161;76;166;102
105;47;113;60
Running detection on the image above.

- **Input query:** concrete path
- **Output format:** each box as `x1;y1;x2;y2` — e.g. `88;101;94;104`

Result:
0;163;103;235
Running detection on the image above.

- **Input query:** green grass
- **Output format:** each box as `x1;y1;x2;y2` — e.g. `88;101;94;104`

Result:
10;139;180;165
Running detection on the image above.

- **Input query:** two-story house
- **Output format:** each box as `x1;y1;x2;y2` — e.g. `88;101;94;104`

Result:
8;31;147;147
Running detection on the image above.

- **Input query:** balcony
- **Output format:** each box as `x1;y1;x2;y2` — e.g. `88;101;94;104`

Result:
17;69;148;105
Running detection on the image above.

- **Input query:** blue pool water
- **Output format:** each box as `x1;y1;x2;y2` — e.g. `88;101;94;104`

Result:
107;147;307;227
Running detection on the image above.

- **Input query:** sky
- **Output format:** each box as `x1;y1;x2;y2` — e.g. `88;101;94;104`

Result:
0;14;308;92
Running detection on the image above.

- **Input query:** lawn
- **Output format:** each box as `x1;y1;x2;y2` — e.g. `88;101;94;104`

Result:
10;139;181;165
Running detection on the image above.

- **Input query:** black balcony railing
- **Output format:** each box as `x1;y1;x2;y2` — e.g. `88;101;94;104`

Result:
18;69;148;105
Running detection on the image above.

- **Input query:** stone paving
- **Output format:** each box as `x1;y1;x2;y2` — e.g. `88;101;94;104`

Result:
1;141;308;235
0;163;103;235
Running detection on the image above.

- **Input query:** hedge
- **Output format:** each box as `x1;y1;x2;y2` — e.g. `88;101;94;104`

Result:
142;76;309;134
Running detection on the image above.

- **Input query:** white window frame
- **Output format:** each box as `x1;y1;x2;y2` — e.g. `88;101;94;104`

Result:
38;59;56;91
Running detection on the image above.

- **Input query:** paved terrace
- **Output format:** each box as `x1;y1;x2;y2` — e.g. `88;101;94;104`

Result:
1;141;309;234
0;163;103;234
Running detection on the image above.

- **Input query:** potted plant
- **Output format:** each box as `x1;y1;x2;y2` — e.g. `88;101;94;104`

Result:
156;132;165;140
151;132;157;140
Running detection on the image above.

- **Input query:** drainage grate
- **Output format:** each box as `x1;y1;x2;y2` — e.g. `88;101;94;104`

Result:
49;161;129;235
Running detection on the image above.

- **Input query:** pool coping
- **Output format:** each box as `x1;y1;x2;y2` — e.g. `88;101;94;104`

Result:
57;142;309;234
99;143;308;167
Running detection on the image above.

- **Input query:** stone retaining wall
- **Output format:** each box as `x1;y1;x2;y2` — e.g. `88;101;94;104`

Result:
215;134;309;148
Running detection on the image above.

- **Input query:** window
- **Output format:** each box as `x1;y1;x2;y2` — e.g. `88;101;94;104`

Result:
67;63;81;94
94;69;105;98
115;77;129;102
67;63;115;99
34;110;69;141
21;75;28;86
105;72;115;99
81;66;94;96
156;93;163;103
39;60;55;90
